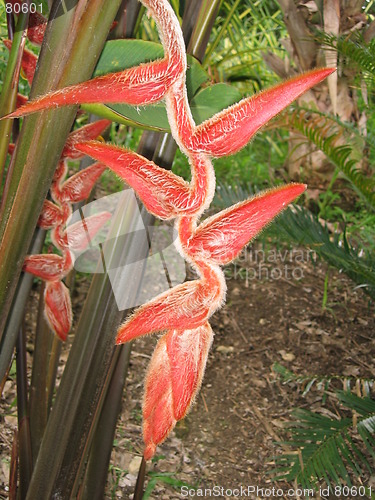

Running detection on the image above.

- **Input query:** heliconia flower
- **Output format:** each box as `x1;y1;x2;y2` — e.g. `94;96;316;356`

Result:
23;136;108;341
6;0;334;460
143;322;213;460
44;280;73;342
23;252;72;281
3;40;38;86
179;183;307;265
37;200;64;229
76;142;216;219
54;163;107;204
65;212;112;253
61;120;111;159
116;263;225;344
167;68;335;157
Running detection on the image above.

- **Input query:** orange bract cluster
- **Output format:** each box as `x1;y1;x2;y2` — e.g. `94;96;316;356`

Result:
5;0;333;458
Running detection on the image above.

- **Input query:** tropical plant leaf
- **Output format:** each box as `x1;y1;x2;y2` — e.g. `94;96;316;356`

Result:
318;32;375;82
283;109;375;209
272;393;375;491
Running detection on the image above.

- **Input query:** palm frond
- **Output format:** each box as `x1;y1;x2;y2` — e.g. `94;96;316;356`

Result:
272;362;375;398
270;205;375;300
213;183;375;300
318;31;375;85
285;110;375;210
272;393;375;491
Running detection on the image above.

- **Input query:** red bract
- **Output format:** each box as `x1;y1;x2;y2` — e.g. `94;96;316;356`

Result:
167;68;335;157
116;263;225;344
62;120;111;159
3;40;38;86
23;253;72;281
75;142;215;219
66;212;112;252
143;322;213;460
37;200;64;229
178;183;307;265
57;164;107;204
44;281;73;342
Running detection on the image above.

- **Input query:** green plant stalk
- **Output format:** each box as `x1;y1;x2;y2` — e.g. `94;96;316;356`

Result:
46;335;61;410
0;0;122;342
204;0;241;65
0;9;28;188
9;430;18;500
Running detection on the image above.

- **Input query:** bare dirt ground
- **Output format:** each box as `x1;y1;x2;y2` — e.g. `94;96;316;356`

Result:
1;242;374;499
107;243;375;499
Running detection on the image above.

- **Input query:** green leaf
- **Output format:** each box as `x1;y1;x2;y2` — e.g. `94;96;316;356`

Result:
93;39;209;98
271;393;375;491
84;82;242;132
94;39;164;76
189;83;242;123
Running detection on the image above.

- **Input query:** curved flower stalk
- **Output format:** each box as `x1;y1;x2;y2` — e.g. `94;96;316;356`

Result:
5;0;334;459
22;120;111;340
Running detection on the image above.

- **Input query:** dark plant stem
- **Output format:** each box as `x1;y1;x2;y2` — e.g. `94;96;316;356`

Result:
133;457;147;500
0;227;45;383
29;282;53;464
9;430;18;500
16;325;33;499
79;344;132;500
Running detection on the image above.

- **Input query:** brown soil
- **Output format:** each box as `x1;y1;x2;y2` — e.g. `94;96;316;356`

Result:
1;243;374;499
108;243;375;499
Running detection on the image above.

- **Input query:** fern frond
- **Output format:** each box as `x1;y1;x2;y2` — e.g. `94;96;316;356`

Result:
213;182;375;300
318;32;375;82
273;205;375;299
273;393;375;490
285;110;375;209
272;362;375;397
